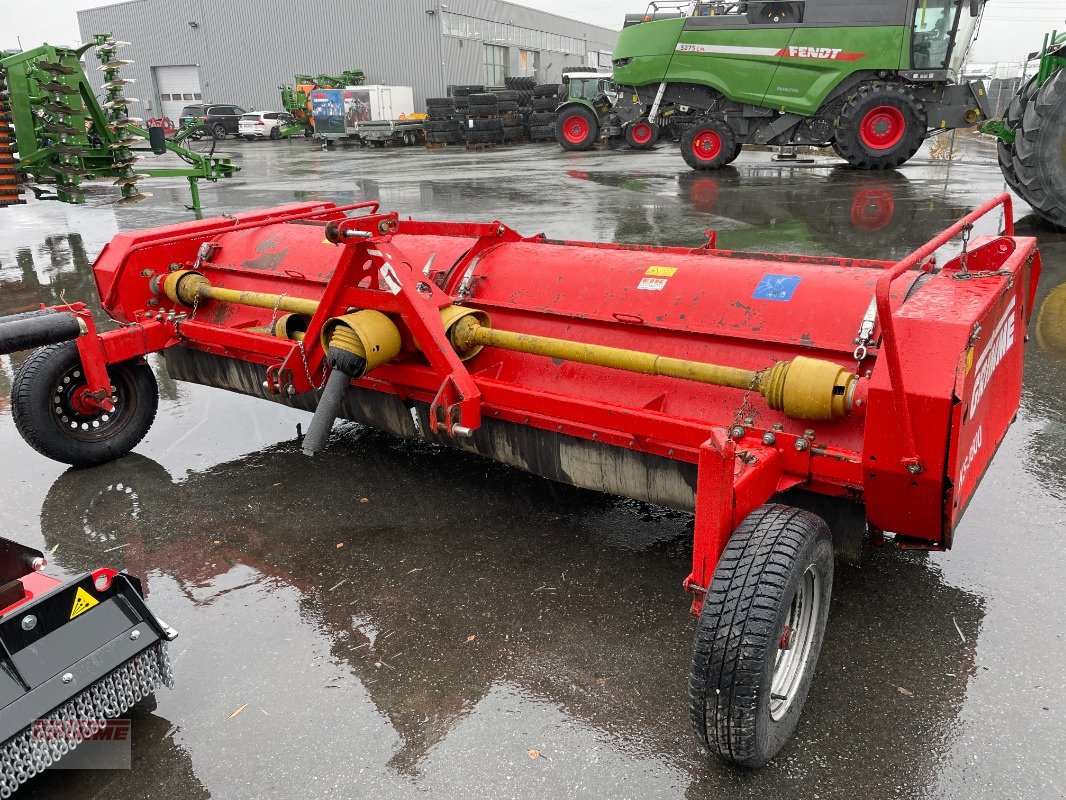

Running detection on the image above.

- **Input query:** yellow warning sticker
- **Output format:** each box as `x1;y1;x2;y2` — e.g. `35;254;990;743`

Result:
645;265;678;277
70;587;99;620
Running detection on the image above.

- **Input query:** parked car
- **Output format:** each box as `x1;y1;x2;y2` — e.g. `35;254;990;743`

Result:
178;104;248;139
238;111;297;141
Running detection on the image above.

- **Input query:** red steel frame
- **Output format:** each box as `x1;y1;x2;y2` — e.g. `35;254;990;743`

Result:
57;194;1038;613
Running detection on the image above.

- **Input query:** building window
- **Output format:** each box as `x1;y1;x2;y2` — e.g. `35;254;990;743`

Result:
519;49;535;76
484;44;507;87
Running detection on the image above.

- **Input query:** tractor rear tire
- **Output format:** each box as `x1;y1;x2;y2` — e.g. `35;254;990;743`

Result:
556;106;599;151
626;119;659;150
13;342;158;467
1012;69;1066;229
681;117;737;170
833;82;925;169
690;504;833;768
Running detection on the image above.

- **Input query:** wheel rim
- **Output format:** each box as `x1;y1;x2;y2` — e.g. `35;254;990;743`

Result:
631;122;653;145
859;105;906;151
692;130;722;161
770;565;821;720
50;365;135;443
850;185;896;231
563;114;590;144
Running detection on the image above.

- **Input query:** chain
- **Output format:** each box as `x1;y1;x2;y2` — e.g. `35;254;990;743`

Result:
952;268;1014;284
269;293;285;334
959;223;972;275
295;339;328;392
731;372;760;432
0;642;171;798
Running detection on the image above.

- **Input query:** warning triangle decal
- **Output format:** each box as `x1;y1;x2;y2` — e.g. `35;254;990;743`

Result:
70;587;99;619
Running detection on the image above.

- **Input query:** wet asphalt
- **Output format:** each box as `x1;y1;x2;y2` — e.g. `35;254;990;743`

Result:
0;134;1063;799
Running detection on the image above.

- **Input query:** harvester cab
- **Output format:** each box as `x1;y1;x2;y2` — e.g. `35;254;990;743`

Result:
561;0;992;169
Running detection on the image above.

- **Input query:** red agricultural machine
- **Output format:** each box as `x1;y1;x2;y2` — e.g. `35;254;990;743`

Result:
0;537;175;794
0;195;1039;766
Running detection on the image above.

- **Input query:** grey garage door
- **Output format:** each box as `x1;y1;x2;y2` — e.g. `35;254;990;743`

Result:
154;65;202;123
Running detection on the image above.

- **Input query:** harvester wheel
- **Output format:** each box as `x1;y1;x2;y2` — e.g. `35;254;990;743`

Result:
556;106;599;151
12;342;158;468
997;76;1037;196
689;504;833;767
626;119;659;150
681;117;736;170
726;142;743;165
1012;69;1066;229
834;82;925;169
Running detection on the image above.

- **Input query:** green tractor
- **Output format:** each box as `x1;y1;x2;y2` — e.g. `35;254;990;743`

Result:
981;30;1066;229
557;0;991;171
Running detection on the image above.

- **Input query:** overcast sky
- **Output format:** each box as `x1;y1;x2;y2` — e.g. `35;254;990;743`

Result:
0;0;1062;63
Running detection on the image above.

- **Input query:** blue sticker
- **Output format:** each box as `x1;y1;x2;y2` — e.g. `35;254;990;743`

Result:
753;274;802;302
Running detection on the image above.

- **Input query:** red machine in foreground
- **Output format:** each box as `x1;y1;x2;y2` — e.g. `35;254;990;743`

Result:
0;537;175;794
1;195;1039;767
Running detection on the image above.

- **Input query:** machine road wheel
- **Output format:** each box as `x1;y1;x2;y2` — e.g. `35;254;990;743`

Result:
1013;69;1066;229
833;82;925;169
12;342;158;467
690;504;833;767
681;117;737;170
626;119;659;150
556;106;599;151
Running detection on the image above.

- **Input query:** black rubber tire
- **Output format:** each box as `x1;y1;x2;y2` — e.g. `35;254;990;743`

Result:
996;76;1036;195
529;124;555;141
13;342;158;467
497;100;520;113
529;111;557;127
467;129;502;144
690;504;833;768
425;119;456;134
269;126;281;140
468;93;499;109
681;116;737;170
1013;69;1066;229
468;117;502;132
625;119;659;150
450;85;484;98
533;83;562;99
555;105;599;151
426;97;454;110
726;141;744;164
212;123;227;140
833;82;925;169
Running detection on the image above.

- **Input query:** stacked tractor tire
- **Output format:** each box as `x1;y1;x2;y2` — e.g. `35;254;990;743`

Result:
466;92;504;147
0;65;25;207
529;83;565;142
423;78;563;148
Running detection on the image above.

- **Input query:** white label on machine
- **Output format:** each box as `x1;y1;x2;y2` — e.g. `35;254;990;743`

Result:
637;277;668;291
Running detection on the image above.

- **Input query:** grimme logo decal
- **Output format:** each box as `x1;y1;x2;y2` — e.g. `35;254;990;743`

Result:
959;425;984;487
970;297;1017;415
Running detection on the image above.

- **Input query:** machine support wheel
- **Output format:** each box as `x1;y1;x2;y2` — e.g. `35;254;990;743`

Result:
681;117;737;170
555;106;599;151
833;82;925;169
1012;69;1066;229
12;342;158;468
626;119;659;150
689;504;833;767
